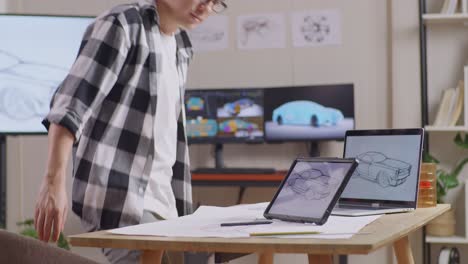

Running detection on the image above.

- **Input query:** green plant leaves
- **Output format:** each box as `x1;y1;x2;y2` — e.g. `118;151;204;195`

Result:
16;218;70;250
58;232;71;250
454;132;468;149
20;227;38;239
423;152;440;163
433;132;468;203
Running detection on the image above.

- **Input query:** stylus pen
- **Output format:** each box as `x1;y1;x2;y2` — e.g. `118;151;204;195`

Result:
249;231;321;236
220;220;273;227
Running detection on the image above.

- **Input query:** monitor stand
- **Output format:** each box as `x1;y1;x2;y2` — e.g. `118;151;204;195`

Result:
191;143;276;174
309;141;320;157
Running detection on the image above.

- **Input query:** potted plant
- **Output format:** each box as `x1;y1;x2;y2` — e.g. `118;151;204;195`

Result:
16;219;70;250
425;133;468;236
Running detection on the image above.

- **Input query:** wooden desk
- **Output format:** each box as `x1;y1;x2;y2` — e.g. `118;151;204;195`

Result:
69;204;449;264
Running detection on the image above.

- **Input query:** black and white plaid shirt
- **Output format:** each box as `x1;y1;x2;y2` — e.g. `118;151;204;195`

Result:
43;0;193;231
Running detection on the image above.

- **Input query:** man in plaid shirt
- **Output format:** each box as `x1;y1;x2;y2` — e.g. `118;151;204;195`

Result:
34;0;227;263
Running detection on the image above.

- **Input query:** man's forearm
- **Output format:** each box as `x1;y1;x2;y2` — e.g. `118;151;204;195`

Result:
45;124;75;185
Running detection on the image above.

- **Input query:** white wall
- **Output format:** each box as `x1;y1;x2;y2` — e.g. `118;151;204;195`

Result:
389;1;424;263
2;0;431;263
0;0;7;12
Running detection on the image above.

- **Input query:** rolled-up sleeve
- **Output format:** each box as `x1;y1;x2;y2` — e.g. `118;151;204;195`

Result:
43;15;129;142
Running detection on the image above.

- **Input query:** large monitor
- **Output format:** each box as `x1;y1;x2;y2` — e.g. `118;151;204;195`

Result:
0;15;93;134
185;84;354;144
263;84;354;141
185;88;264;143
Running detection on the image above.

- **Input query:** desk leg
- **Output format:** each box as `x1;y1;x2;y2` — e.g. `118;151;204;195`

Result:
393;236;415;264
141;250;164;264
308;254;333;264
258;252;274;264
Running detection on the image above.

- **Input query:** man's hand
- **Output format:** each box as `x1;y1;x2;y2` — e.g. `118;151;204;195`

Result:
34;177;68;242
33;123;74;243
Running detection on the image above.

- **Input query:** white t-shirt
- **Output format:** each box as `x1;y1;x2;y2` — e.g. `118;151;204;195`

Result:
143;32;180;219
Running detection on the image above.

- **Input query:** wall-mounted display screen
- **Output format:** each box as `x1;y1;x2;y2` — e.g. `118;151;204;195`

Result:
185;84;354;144
0;15;93;134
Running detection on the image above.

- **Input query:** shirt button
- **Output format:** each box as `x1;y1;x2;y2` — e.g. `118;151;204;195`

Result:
139;187;144;194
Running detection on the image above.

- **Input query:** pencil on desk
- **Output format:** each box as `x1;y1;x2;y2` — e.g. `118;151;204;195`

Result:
249;231;321;237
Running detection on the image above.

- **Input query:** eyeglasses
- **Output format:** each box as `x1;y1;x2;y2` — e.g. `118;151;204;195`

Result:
202;0;228;13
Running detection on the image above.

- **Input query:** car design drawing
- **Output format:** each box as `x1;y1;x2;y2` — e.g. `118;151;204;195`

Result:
287;168;335;200
0;50;68;120
354;151;411;188
186;118;217;137
186;97;205;111
272;100;344;127
218;119;258;133
223;98;254;115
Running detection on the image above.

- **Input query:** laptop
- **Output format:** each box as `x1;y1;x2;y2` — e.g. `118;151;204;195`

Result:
332;128;424;216
264;157;359;225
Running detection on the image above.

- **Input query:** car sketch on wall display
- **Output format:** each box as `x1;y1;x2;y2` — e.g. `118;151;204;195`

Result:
273;100;344;127
286;168;337;200
0;50;67;121
354;151;411;188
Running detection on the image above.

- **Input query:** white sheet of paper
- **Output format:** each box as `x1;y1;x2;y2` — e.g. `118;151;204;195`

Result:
237;13;286;49
109;203;380;239
187;15;228;52
291;9;341;47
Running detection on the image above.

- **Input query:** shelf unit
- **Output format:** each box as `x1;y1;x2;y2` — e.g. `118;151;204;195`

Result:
419;0;468;263
425;126;468;132
426;179;468;244
423;13;468;24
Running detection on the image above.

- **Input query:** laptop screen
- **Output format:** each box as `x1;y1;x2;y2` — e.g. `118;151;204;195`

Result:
341;129;423;206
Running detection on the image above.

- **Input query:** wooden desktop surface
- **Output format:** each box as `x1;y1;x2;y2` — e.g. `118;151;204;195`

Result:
69;204;449;264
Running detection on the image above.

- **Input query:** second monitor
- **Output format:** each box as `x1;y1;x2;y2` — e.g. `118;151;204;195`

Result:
185;84;354;144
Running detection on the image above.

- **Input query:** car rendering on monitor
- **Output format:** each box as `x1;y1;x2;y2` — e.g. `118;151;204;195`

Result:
186;118;217;137
218;119;259;133
355;151;411;188
186;97;205;111
272;100;344;127
223;98;254;115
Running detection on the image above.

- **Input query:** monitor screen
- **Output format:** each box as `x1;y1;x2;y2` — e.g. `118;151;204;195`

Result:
185;89;264;143
263;84;354;141
0;15;93;134
265;158;357;223
342;131;423;203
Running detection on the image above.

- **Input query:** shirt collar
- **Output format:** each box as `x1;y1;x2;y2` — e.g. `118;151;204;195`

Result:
138;0;160;25
138;0;192;59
